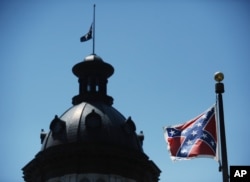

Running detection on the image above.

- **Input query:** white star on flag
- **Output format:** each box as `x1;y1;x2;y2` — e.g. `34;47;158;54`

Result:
191;130;198;136
181;148;188;154
187;140;193;145
197;122;202;127
170;130;175;136
202;133;208;138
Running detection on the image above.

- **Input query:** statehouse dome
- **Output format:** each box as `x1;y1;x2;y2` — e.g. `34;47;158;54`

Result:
23;54;160;182
41;54;143;151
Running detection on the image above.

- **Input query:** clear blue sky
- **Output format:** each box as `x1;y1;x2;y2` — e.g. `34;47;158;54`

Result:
1;0;249;181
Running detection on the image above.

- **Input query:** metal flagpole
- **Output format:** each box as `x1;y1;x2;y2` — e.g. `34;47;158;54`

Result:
214;72;229;182
92;4;96;55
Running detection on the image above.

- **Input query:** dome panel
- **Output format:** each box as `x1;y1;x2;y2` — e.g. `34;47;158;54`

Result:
61;102;86;142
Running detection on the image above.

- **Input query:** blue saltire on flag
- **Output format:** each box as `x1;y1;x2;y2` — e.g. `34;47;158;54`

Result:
80;24;92;42
164;106;219;161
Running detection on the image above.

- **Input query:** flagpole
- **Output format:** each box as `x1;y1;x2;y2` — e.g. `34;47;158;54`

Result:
214;72;229;182
92;4;96;55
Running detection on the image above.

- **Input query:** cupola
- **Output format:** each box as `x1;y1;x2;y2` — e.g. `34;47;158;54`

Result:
72;54;114;105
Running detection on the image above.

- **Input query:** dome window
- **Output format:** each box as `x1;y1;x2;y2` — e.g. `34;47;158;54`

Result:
49;115;67;141
85;109;102;129
123;116;136;134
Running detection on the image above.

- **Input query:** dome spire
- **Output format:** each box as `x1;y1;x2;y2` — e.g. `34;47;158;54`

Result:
80;4;96;54
72;54;114;105
92;4;96;54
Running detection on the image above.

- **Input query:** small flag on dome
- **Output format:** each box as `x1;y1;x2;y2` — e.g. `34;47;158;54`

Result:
80;24;93;42
163;106;219;161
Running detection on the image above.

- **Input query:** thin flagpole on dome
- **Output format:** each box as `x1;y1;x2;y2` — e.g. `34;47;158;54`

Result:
92;4;96;55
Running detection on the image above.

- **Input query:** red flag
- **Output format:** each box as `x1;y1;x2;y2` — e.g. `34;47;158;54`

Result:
164;106;219;161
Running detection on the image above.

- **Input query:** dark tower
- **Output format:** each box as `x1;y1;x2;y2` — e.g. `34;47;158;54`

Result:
22;54;161;182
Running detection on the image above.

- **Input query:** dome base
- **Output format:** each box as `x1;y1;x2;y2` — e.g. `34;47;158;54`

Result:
22;142;161;182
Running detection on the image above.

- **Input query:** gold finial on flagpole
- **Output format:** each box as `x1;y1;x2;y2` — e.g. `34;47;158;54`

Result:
214;72;224;82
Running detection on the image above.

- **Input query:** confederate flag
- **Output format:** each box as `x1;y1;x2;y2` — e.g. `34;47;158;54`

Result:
164;106;219;161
